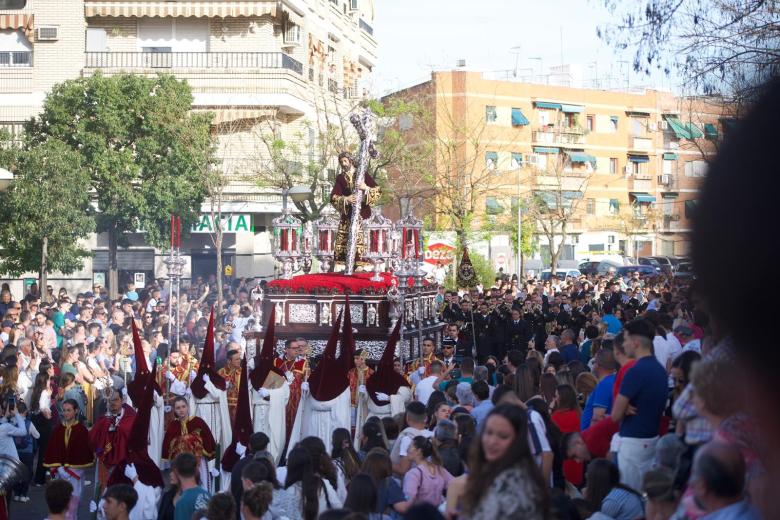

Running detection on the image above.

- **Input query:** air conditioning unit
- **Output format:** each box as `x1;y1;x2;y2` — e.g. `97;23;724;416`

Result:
668;141;680;150
660;120;669;130
669;214;681;221
658;174;672;185
36;26;59;41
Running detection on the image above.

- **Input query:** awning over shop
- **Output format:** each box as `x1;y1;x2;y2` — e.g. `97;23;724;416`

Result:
560;104;584;113
628;155;650;163
630;193;656;204
486;197;504;215
511;107;529;126
566;151;596;164
663;152;678;160
533;146;560;154
704;123;718;138
533;101;561;110
84;1;277;18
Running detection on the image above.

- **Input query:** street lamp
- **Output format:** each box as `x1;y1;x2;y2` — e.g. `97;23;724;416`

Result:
0;167;14;192
281;184;312;212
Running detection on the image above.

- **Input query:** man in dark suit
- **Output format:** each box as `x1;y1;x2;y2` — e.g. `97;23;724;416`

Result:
503;308;531;359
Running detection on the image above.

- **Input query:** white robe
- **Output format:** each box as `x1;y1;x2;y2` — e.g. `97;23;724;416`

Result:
190;379;232;493
147;390;164;466
287;388;351;455
366;386;413;420
251;383;290;466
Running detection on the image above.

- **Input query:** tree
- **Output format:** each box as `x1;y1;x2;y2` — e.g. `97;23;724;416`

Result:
523;154;591;274
598;0;779;101
484;206;538;276
0;139;94;292
25;73;214;298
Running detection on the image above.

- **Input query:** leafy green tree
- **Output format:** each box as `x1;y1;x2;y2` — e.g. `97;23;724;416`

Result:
25;72;214;297
0;139;95;292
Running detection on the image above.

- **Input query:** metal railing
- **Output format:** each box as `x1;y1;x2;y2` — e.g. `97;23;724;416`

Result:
532;128;586;145
0;51;32;67
85;51;304;75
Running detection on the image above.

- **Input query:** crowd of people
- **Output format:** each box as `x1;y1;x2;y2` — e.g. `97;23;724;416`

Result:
0;259;764;520
2;78;780;520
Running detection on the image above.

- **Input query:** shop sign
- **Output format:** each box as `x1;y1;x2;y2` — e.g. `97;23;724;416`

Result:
191;214;252;233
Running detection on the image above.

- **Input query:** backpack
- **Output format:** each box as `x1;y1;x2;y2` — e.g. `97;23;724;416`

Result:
13;417;32;451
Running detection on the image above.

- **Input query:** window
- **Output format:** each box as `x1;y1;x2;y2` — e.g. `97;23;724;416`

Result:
608;235;616;244
631;117;643;136
138;18;208;53
610;116;619;132
510;152;523;170
586;198;595;215
632;161;642;175
684;200;698;219
589;244;605;253
586;115;594;132
609;158;618;175
284;21;302;45
538;110;551;126
485;106;497;123
684;160;708;177
0;29;32;67
485;151;498;170
662;160;673;175
609;199;620;215
86;28;107;52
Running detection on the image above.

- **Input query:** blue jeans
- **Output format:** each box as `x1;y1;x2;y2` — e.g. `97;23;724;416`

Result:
13;451;34;496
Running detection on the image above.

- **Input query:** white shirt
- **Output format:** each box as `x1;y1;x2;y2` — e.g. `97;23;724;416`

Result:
527;410;552;484
683;338;702;354
666;334;683;361
653;335;673;370
414;375;438;406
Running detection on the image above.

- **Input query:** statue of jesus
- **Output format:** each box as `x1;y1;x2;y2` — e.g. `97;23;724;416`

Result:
329;151;381;270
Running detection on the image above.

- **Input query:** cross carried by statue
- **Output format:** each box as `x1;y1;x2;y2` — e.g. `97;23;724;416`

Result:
329;109;381;274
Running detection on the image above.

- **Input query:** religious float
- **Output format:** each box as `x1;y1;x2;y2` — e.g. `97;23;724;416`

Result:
247;109;442;362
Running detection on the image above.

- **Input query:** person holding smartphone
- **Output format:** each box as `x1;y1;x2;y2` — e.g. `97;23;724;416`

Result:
0;397;27;460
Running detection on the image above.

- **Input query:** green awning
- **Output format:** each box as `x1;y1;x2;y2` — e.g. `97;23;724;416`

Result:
485;151;498;162
511;152;523;167
631;193;656;204
609;199;620;212
704;123;718;138
486;197;504;215
628;155;649;163
663;152;678;160
534;146;560;154
560;104;584;113
511;108;529;126
566;151;596;164
534;101;561;110
664;116;691;139
686;123;704;138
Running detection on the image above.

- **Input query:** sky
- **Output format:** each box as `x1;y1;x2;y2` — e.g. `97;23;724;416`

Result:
370;0;676;96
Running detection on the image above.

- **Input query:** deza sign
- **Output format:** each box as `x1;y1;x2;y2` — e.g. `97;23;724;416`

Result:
191;214;252;233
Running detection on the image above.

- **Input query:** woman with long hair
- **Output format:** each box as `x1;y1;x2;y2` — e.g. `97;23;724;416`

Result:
584;458;644;520
551;384;584;488
539;372;558;408
360;448;406;516
398;436;453;509
75;344;96;423
513;364;538;402
273;445;342;520
359;420;387;458
343;473;390;520
331;428;361;483
299;436;343;502
30;368;54;485
55;372;85;421
459;404;548;519
428;401;452;432
526;397;564;491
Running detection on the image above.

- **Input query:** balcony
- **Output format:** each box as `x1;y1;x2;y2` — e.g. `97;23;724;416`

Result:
661;214;681;231
628;175;653;191
85;51;303;74
630;136;653;151
359;18;374;35
534;174;589;191
83;52;309;114
532;125;586;146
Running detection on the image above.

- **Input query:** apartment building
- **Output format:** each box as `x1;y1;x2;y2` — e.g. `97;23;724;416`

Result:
384;70;728;269
1;0;377;293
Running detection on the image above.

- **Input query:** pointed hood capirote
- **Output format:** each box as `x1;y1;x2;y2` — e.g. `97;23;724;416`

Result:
108;359;164;489
190;308;226;399
221;353;252;471
308;310;349;402
126;318;149;406
366;318;409;405
338;295;356;373
249;306;284;390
